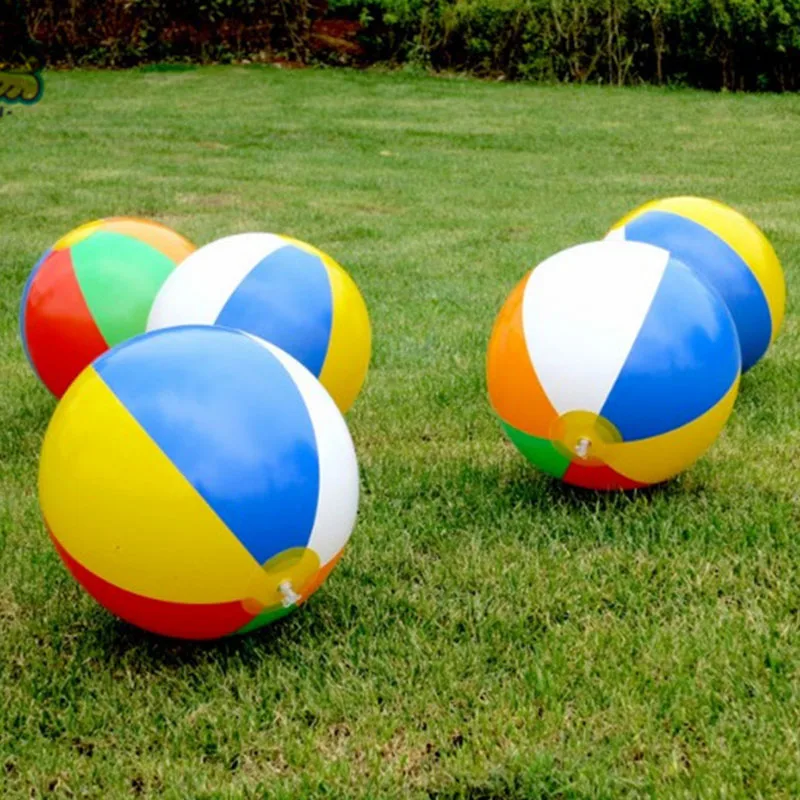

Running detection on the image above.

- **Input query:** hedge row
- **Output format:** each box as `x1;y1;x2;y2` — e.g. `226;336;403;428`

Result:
1;0;326;67
336;0;800;90
3;0;800;90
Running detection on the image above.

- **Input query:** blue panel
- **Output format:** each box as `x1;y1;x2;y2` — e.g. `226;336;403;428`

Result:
216;246;333;378
19;248;51;376
95;325;319;565
601;257;740;441
622;210;771;371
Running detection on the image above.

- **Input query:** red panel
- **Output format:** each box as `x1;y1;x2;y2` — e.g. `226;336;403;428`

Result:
24;249;109;397
51;533;254;640
562;462;648;491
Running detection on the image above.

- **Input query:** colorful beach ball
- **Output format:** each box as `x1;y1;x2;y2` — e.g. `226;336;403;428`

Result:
39;326;359;640
607;196;785;372
20;217;195;397
147;233;371;413
487;240;741;490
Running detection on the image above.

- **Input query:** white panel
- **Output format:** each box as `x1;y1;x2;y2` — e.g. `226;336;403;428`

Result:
604;226;626;241
522;240;669;414
147;233;289;330
248;335;359;566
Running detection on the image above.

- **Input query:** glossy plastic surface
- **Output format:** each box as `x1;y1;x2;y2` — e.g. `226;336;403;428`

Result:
39;326;359;639
148;232;371;412
608;196;785;372
20;217;195;396
487;240;741;490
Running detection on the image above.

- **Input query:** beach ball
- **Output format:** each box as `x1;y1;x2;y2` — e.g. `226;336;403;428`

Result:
147;233;371;413
607;196;785;372
487;240;741;490
39;325;359;640
20;217;195;397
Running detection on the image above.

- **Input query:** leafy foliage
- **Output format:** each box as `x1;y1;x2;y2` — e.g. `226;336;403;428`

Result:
331;0;800;89
4;0;800;89
5;0;324;67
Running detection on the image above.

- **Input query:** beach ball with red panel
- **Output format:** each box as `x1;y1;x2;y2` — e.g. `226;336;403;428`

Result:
20;217;195;396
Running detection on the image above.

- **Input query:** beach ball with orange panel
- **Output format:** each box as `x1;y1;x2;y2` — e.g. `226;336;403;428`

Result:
487;240;741;490
20;218;195;397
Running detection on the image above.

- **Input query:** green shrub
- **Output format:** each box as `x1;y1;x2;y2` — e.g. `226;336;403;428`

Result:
5;0;324;68
4;0;800;89
329;0;800;89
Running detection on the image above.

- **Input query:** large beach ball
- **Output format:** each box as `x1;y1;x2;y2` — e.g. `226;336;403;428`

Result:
607;196;785;372
487;240;741;490
147;233;371;413
20;217;195;397
39;326;359;640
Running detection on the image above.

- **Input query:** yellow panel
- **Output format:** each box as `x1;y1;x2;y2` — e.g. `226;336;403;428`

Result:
614;197;785;343
318;255;371;412
279;235;330;261
603;377;739;485
550;410;622;464
54;219;104;250
39;368;266;604
280;236;371;413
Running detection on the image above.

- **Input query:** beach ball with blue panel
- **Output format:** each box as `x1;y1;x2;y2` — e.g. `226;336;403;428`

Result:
607;197;785;372
487;240;741;490
39;326;359;640
148;233;371;412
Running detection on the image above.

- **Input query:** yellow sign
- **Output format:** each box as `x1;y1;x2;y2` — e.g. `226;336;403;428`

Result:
0;69;43;105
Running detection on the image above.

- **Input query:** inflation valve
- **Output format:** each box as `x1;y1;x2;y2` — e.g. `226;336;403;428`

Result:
278;580;301;607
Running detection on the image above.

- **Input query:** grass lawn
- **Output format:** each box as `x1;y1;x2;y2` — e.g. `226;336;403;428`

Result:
1;66;799;799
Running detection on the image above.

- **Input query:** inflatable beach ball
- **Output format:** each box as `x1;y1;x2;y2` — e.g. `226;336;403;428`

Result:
607;196;785;372
39;326;359;640
487;240;741;490
148;233;371;413
20;217;195;397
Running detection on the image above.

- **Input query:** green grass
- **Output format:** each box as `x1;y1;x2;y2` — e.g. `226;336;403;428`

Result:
1;66;799;799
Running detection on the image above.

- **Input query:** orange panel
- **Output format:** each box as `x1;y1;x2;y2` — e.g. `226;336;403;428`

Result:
299;551;343;605
99;217;195;263
487;273;558;437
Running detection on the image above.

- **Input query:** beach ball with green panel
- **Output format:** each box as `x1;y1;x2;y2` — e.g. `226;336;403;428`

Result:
20;218;195;397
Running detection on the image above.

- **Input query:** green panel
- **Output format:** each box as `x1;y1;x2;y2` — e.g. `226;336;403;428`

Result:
502;422;570;479
70;231;176;346
235;603;296;635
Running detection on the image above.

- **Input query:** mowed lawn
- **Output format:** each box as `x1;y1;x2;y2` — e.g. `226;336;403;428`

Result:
1;67;799;799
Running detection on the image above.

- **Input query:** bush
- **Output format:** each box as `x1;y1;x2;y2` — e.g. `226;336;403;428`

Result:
4;0;327;68
329;0;800;89
3;0;800;90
